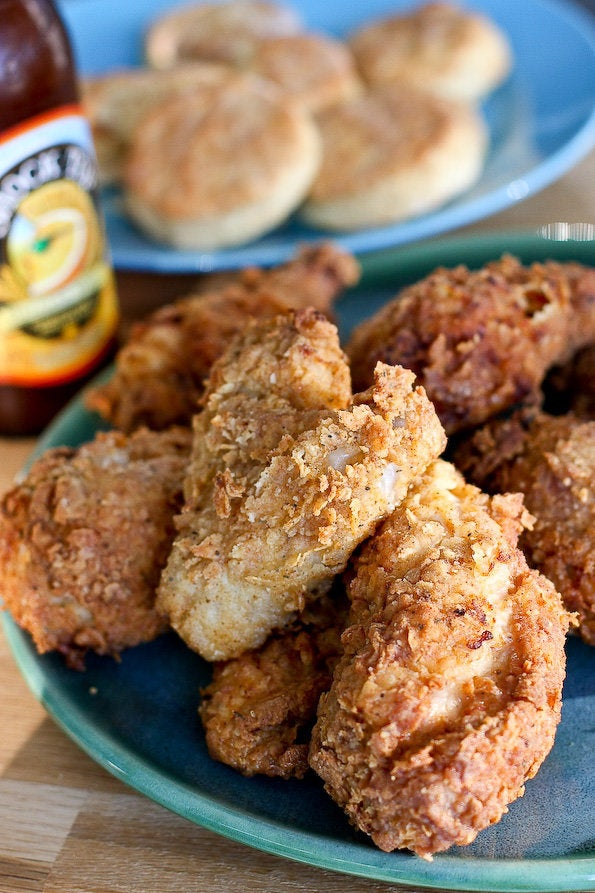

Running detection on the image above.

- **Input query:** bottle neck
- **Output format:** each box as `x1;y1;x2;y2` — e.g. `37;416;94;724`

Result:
0;0;78;132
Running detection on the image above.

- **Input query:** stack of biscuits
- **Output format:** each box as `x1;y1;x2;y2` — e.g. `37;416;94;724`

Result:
83;0;512;250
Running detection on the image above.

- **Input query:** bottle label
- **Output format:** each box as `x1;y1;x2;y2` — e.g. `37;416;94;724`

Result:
0;105;118;386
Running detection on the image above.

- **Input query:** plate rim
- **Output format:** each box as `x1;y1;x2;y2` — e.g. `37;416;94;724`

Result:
4;613;595;893
57;0;595;273
3;227;595;892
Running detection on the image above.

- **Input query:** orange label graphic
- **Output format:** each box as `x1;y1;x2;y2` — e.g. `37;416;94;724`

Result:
0;108;118;386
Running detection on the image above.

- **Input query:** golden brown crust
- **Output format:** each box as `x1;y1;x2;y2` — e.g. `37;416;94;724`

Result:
309;460;571;857
346;255;592;435
0;427;191;668
199;593;347;779
245;34;362;113
454;407;595;645
124;72;302;219
82;63;236;185
145;0;302;70
123;69;320;250
156;307;353;660
85;243;360;433
348;0;511;102
156;309;446;661
302;85;486;231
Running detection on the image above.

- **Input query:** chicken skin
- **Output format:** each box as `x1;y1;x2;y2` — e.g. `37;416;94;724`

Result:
0;427;191;668
157;308;446;661
346;255;595;435
86;242;359;433
455;407;595;645
199;592;348;779
309;459;571;858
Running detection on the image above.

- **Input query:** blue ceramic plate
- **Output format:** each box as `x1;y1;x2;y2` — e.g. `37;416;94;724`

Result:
3;231;595;892
57;0;595;272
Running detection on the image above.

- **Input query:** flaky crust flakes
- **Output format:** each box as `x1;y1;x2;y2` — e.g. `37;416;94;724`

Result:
310;460;571;858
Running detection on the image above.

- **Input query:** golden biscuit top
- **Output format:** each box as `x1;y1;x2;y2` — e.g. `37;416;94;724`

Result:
247;34;362;112
145;0;302;69
309;85;480;200
124;70;319;219
350;1;511;100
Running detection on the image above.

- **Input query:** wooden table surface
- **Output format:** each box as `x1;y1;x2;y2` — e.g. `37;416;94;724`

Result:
1;148;594;893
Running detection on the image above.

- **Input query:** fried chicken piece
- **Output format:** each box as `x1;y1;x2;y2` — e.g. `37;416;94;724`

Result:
309;459;572;858
157;308;446;661
454;406;595;645
85;243;360;433
0;427;191;669
346;255;595;435
199;592;348;779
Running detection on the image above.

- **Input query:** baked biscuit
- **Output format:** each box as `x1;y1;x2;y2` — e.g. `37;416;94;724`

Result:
123;68;321;250
245;34;362;113
145;0;302;70
82;63;237;185
301;85;487;232
349;1;512;103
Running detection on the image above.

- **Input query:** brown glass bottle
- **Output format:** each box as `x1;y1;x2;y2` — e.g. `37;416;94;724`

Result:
0;0;119;435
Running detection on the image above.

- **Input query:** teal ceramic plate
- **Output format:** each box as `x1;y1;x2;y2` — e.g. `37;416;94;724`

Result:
56;0;595;271
3;231;595;892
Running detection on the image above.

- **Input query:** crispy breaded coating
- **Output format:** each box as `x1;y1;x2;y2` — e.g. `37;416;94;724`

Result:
0;427;191;669
455;407;595;645
157;309;446;661
86;243;359;433
199;592;348;779
346;255;595;435
309;460;571;858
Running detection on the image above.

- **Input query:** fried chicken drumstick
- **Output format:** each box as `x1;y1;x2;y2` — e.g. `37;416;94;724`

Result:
455;406;595;645
0;427;191;668
346;255;595;435
86;243;359;433
309;459;572;858
157;308;446;661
